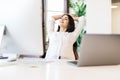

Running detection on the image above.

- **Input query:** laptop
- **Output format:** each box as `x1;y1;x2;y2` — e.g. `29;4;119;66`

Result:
69;34;120;66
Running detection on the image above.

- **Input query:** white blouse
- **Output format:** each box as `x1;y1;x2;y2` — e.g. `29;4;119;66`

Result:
45;16;85;60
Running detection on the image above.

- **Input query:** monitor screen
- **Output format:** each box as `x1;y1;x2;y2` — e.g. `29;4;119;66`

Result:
0;0;43;56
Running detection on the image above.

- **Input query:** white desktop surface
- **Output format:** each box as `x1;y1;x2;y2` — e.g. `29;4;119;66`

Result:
0;58;120;80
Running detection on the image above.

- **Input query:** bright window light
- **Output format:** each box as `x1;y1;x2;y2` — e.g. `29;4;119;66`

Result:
111;5;118;8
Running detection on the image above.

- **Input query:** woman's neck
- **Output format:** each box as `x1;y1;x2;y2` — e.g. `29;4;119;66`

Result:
60;27;67;32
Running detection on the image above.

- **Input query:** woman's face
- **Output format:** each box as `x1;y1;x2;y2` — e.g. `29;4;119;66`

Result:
59;15;69;29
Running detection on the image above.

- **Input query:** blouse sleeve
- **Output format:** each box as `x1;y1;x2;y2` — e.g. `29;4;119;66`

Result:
47;17;56;34
72;16;86;42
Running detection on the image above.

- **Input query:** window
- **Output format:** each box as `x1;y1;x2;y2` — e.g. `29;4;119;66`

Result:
43;0;68;52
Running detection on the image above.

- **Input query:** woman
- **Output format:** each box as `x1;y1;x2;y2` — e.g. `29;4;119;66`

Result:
45;14;85;60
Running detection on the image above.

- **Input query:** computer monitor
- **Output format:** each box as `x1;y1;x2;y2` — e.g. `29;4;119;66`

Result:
0;1;43;56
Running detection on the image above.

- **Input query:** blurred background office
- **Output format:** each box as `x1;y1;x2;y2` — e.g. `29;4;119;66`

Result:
0;0;119;57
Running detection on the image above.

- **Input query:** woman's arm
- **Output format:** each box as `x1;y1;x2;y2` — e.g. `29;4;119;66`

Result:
51;14;63;20
48;14;64;33
70;14;79;21
72;16;86;42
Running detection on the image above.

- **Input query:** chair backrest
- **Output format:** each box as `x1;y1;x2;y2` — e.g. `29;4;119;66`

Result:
73;46;78;60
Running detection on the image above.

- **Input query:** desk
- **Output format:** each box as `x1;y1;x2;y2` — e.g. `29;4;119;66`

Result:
0;58;120;80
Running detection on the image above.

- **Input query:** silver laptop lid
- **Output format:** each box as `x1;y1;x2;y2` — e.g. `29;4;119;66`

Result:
77;34;120;66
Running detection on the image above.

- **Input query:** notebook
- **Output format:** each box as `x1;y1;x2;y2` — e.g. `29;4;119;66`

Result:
69;34;120;66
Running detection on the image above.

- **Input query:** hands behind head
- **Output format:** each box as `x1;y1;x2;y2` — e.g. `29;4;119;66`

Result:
69;14;78;21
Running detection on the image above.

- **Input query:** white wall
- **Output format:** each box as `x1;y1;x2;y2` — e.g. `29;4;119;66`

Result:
86;0;112;34
112;2;120;34
0;0;43;55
